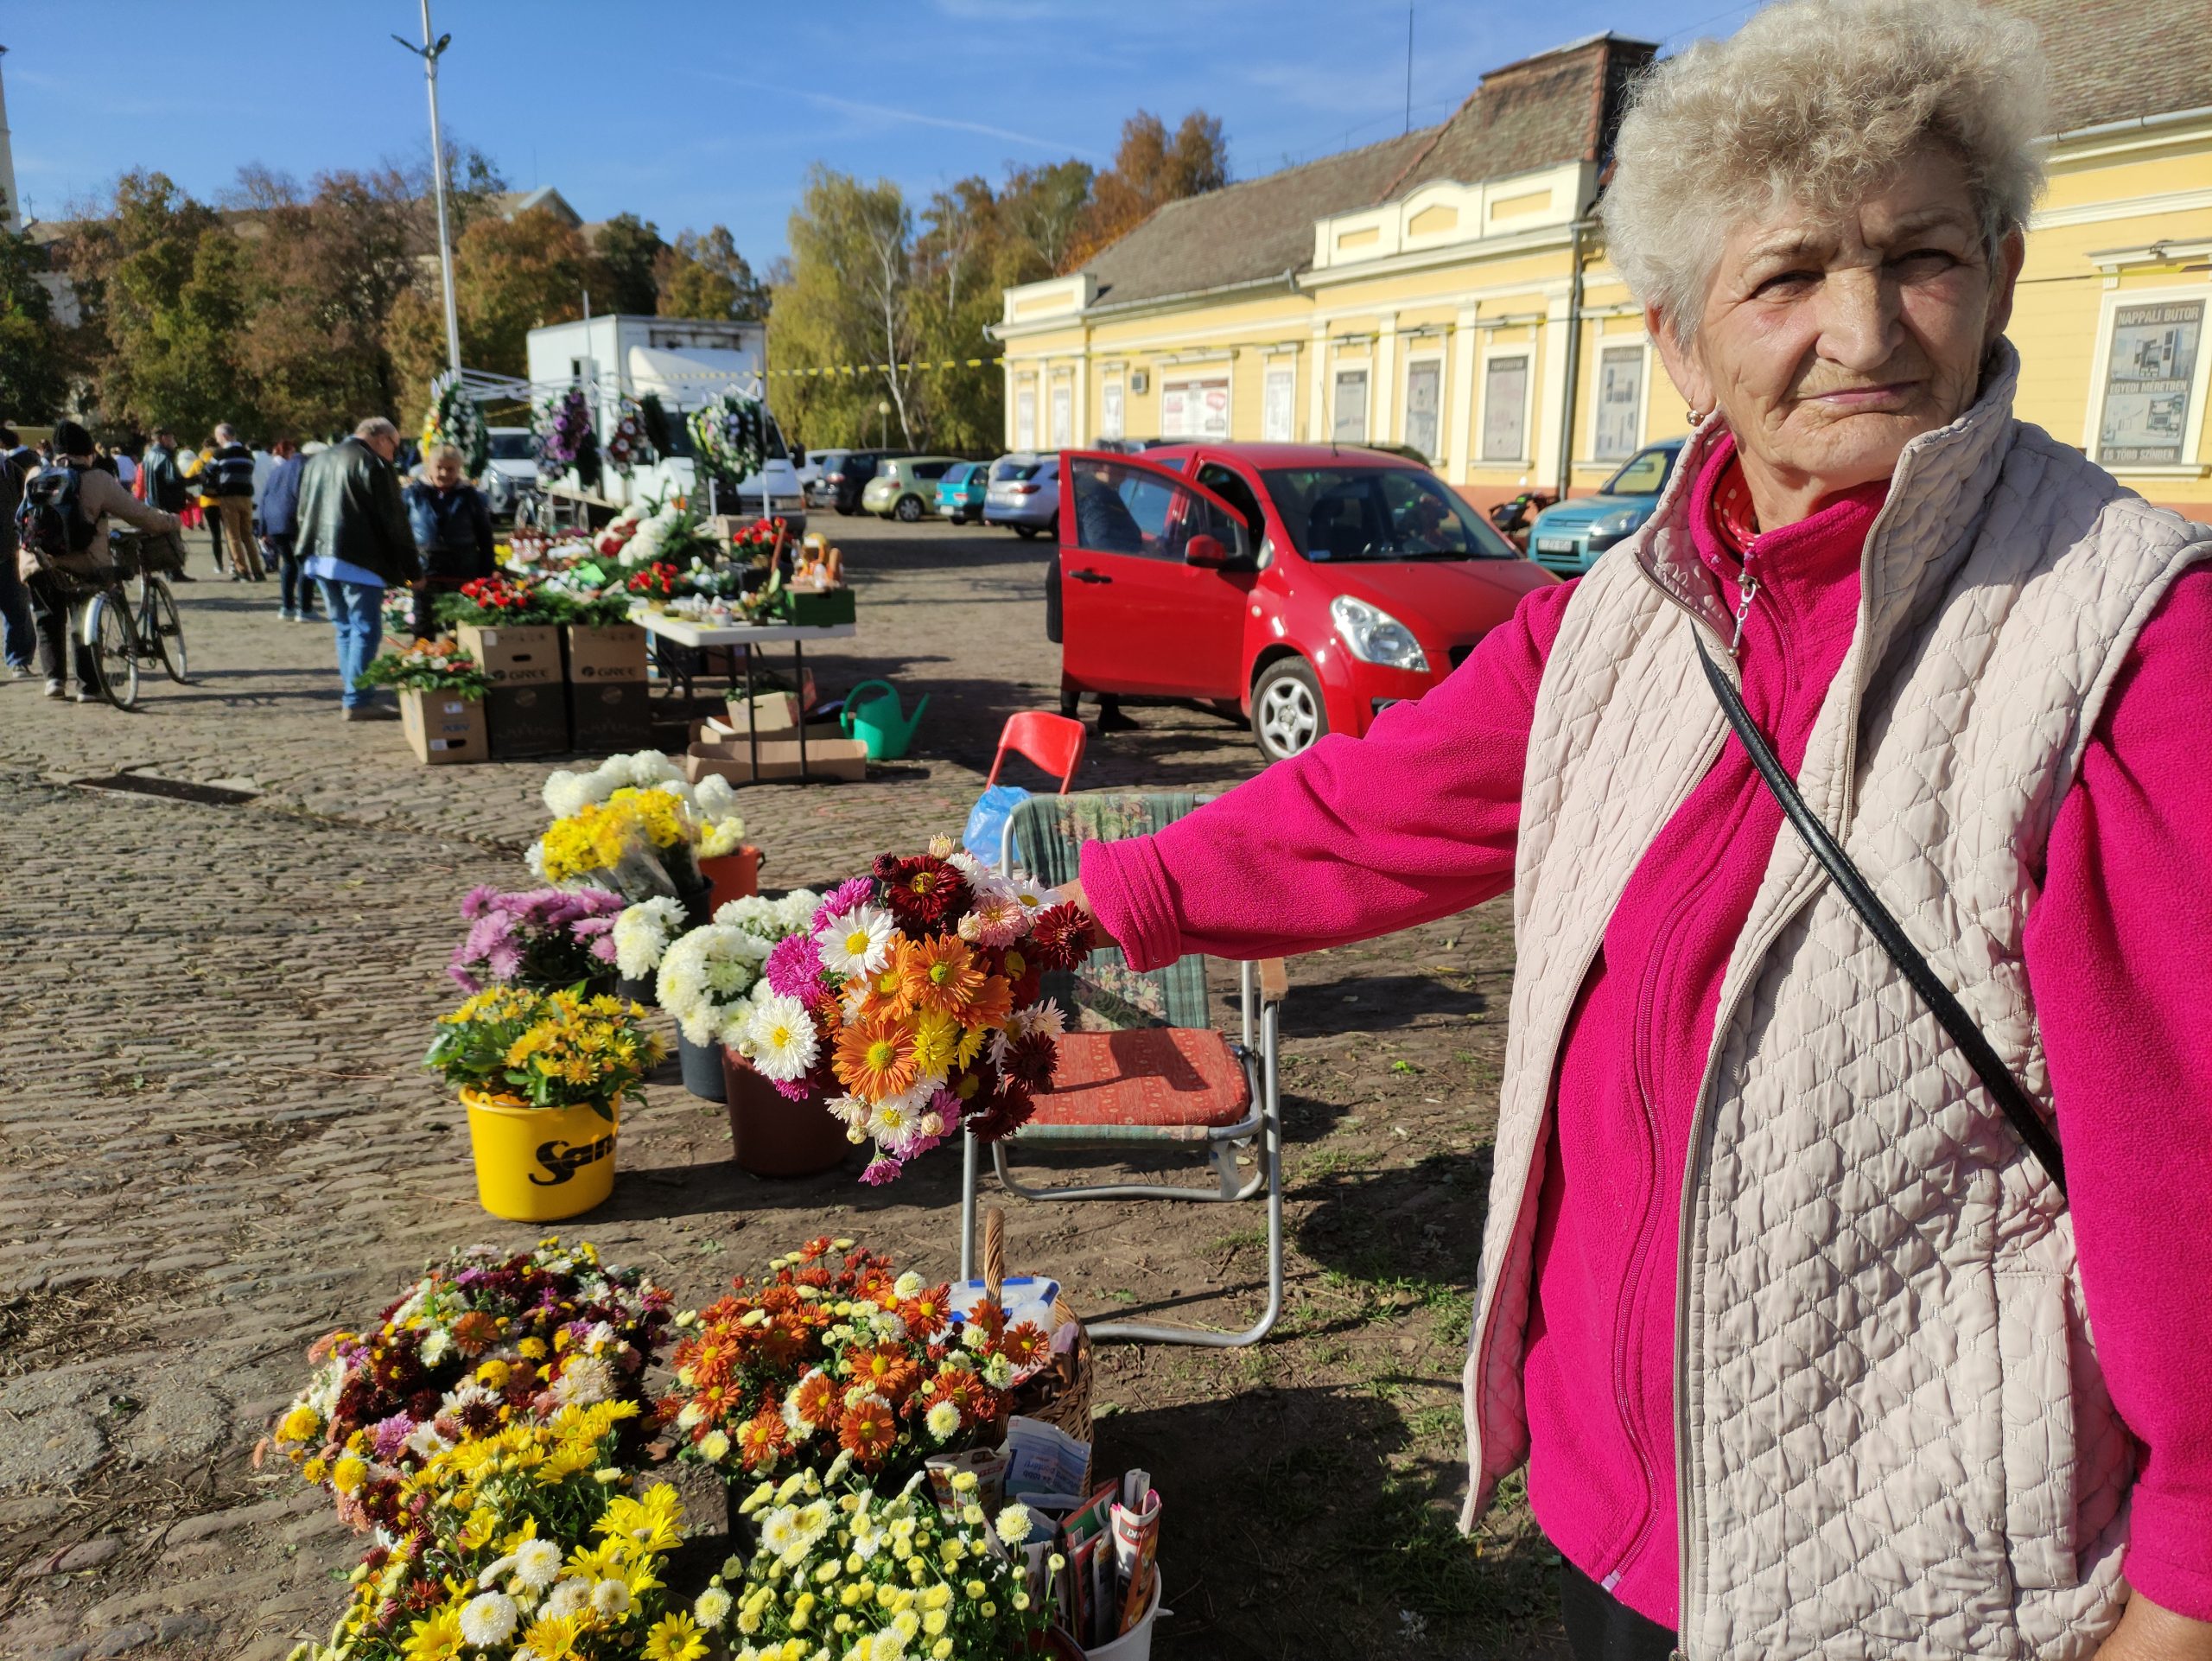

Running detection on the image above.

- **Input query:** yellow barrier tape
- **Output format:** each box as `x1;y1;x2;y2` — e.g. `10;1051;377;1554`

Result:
762;356;1003;379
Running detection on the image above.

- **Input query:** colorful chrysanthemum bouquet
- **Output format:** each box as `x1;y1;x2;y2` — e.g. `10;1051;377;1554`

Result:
265;1241;672;1535
531;753;749;901
722;1465;1053;1661
282;1404;714;1661
449;885;627;994
722;837;1094;1185
659;1238;1056;1490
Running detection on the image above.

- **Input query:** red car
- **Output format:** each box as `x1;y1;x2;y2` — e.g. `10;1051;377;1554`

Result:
1053;443;1558;760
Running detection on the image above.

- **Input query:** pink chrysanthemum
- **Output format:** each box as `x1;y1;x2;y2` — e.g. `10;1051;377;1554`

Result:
859;1155;905;1187
812;878;875;932
765;931;825;999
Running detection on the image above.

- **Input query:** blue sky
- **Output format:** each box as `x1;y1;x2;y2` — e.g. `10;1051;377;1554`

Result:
6;0;1765;261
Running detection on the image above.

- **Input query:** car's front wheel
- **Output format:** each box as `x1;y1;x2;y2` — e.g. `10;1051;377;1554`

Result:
1251;657;1327;760
895;495;923;523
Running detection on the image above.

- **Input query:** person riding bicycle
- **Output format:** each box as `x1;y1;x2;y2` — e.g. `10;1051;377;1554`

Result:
16;421;181;702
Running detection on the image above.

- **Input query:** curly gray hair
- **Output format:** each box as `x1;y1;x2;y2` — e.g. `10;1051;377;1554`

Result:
1602;0;2048;341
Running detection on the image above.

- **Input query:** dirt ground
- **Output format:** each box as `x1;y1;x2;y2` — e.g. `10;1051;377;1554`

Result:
0;513;1566;1660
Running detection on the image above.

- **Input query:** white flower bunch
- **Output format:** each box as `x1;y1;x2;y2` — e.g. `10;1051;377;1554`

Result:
542;751;690;820
657;924;773;1045
612;896;687;980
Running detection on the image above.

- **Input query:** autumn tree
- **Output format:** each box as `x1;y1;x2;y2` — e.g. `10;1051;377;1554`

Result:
388;206;602;408
655;226;769;321
0;227;65;422
1065;111;1229;270
594;212;665;315
770;170;921;449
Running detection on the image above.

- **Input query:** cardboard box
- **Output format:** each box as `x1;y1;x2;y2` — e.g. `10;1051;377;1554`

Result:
570;679;653;753
399;689;486;766
564;623;648;684
683;729;868;784
485;683;571;759
457;623;561;687
696;693;798;741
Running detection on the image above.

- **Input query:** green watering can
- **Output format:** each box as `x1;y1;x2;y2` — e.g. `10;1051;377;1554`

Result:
840;679;929;760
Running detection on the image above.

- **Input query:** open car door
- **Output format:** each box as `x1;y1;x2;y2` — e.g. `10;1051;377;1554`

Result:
1056;452;1257;699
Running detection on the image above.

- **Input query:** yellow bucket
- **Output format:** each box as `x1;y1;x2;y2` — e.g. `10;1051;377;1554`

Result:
461;1088;620;1221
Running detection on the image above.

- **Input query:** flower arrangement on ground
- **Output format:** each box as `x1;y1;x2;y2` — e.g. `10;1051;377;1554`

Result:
613;895;689;984
531;755;749;895
729;837;1092;1184
426;985;663;1120
655;891;822;1047
626;561;687;604
283;1401;705;1661
723;1462;1052;1660
355;638;493;699
265;1240;672;1533
450;886;627;994
661;1238;1052;1488
688;392;768;488
422;370;490;477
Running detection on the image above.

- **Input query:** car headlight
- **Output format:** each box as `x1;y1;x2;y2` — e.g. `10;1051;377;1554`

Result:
1588;508;1642;540
1330;595;1429;671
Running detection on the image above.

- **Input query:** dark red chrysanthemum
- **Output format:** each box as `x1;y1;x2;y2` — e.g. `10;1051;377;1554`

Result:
1027;903;1096;971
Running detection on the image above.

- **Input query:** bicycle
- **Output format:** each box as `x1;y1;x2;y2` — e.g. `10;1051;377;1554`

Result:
73;530;188;710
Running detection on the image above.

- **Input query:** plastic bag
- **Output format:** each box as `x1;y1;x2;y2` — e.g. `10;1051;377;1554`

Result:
963;783;1031;865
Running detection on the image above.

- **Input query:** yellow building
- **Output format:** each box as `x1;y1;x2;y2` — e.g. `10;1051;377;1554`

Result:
997;3;2212;524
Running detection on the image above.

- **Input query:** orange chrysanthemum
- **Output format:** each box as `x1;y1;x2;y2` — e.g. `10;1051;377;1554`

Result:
838;1394;899;1465
793;1368;839;1429
833;1014;919;1102
898;936;986;1018
901;1284;951;1342
964;974;1014;1031
1000;1321;1050;1370
924;1369;988;1427
735;1405;790;1470
844;1344;921;1403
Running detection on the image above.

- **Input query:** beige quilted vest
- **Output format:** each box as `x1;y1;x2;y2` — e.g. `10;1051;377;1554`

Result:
1460;346;2212;1658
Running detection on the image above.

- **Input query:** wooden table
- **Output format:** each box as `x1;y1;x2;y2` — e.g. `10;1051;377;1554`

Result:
633;610;858;782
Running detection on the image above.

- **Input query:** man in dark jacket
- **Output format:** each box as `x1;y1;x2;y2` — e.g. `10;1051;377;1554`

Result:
296;417;418;721
256;438;315;621
203;423;264;581
139;430;193;581
0;425;36;674
403;442;495;640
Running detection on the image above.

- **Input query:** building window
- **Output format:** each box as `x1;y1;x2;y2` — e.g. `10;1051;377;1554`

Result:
1160;375;1230;440
2097;299;2203;467
1482;354;1529;462
1050;380;1072;448
1593;344;1644;461
1102;378;1124;439
1262;366;1296;442
1403;358;1441;461
1332;367;1370;442
1014;382;1036;450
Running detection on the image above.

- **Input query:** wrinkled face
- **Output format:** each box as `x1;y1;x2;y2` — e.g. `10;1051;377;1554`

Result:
430;455;463;489
1650;146;2022;511
364;431;400;463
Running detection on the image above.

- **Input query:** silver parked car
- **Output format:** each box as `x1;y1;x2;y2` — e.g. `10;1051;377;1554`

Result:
983;453;1058;538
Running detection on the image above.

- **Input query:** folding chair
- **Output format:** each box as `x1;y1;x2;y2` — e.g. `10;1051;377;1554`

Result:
959;792;1287;1346
988;711;1086;794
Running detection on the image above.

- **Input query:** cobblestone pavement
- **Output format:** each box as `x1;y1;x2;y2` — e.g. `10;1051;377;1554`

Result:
0;520;1559;1660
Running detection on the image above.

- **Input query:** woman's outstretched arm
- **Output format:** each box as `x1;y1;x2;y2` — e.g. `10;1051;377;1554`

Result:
1076;579;1576;971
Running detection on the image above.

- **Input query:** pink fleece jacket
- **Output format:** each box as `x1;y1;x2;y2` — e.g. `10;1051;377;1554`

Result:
1079;438;2212;1627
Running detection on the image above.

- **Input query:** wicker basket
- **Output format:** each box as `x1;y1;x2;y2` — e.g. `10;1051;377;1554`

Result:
983;1206;1095;1480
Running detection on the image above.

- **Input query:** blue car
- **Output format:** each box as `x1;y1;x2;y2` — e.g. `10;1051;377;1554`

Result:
935;461;989;524
1526;438;1685;576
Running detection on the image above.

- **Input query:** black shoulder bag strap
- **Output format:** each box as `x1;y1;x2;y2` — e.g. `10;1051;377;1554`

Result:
1694;635;2067;1198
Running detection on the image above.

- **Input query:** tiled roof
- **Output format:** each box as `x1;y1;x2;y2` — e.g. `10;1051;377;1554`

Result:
1084;129;1433;311
1991;0;2212;133
1384;33;1656;194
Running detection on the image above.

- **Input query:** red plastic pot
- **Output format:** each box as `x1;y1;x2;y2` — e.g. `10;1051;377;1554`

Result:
698;847;761;911
721;1053;851;1177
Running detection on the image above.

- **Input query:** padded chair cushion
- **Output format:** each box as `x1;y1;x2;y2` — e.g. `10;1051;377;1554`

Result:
1023;1028;1254;1142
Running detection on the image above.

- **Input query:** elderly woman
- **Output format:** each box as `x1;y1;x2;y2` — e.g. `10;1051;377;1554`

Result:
403;442;496;639
1070;3;2212;1658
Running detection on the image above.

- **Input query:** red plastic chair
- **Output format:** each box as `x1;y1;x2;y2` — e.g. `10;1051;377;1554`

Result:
986;710;1086;794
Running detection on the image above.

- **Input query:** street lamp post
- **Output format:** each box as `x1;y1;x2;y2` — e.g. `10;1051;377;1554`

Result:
393;4;461;380
878;399;890;450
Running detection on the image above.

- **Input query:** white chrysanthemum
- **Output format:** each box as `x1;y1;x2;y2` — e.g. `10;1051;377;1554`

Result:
550;1353;615;1406
995;1502;1033;1548
523;839;548;879
459;1591;519;1646
715;894;784;934
700;818;747;859
590;1578;632;1619
946;850;988;884
991;999;1067;1068
781;1384;817;1440
746;994;821;1081
925;1399;961;1442
543;1578;592;1620
1006;875;1055;918
692;773;743;828
695;1586;734;1631
542;768;593;818
613;896;686;979
700;1429;731;1462
658;925;772;1043
776;888;824;932
816;904;894;977
403;1421;452;1461
512;1537;563;1590
418;1327;453;1367
893;1270;924;1299
982;1352;1014;1390
760;1506;800;1556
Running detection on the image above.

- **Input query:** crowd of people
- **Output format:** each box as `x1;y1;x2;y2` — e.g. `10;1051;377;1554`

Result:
2;416;496;715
